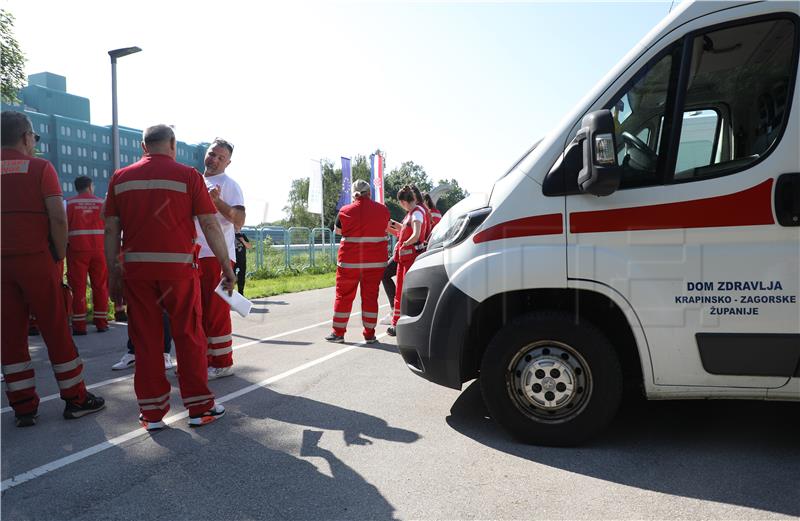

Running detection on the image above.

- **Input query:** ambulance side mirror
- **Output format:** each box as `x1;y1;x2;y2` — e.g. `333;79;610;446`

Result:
575;110;621;196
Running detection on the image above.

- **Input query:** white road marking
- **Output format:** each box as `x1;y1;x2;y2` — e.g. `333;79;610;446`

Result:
1;333;388;492
1;305;389;414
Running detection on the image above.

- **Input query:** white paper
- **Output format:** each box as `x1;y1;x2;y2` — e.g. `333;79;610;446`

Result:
215;282;253;317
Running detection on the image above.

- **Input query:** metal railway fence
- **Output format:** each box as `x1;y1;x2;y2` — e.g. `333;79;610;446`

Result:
238;226;398;276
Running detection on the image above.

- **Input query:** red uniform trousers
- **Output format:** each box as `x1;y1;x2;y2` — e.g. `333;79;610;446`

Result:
1;251;88;416
124;276;215;421
66;249;109;332
199;257;234;368
332;267;383;338
392;256;418;327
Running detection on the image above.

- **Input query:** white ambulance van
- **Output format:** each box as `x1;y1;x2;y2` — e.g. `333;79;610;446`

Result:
396;0;800;446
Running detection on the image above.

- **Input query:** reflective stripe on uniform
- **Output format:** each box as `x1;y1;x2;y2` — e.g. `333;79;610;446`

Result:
399;248;414;256
2;361;33;375
183;394;214;406
68;230;104;236
72;314;87;319
138;392;171;405
207;334;232;345
333;312;350;318
57;374;84;390
6;377;36;392
93;312;108;318
140;403;169;411
67;198;101;205
337;261;388;269
208;346;233;356
52;357;82;373
362;311;378;319
362;320;377;328
124;252;194;264
332;320;348;328
340;236;388;243
115;179;187;195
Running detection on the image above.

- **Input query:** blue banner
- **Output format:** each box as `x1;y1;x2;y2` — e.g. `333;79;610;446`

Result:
337;157;352;210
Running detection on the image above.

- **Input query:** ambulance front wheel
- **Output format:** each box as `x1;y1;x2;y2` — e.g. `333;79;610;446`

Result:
480;311;622;446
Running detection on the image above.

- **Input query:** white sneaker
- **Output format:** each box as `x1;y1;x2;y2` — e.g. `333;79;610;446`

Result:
112;353;136;371
208;366;234;380
379;314;393;325
164;353;175;371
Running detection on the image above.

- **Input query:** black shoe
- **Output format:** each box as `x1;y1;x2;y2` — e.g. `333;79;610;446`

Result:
115;311;128;322
364;336;378;344
386;327;396;337
324;333;345;343
63;392;105;419
96;327;109;333
15;413;37;427
72;329;87;336
28;326;40;336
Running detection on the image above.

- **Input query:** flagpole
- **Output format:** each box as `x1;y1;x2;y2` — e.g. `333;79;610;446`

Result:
319;159;325;243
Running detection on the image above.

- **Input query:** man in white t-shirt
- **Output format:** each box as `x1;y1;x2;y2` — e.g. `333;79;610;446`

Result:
195;138;245;380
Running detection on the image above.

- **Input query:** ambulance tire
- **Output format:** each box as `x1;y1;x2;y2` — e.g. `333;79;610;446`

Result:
480;311;622;446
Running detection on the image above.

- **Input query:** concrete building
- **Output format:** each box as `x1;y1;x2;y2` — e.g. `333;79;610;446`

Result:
2;72;207;197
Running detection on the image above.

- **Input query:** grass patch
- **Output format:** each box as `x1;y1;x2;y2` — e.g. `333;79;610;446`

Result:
244;271;336;299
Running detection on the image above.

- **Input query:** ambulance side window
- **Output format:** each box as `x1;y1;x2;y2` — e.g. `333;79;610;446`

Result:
608;52;674;189
672;17;797;182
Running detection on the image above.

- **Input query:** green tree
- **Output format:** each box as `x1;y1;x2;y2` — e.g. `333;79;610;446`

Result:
432;178;469;215
0;10;26;104
282;177;317;228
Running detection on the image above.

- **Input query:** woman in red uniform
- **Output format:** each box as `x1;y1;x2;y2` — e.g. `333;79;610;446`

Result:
423;192;442;229
387;186;429;337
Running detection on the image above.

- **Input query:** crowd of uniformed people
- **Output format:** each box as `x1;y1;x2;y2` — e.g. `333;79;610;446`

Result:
1;109;441;432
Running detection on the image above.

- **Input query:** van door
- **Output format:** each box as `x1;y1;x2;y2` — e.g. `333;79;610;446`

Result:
566;15;800;389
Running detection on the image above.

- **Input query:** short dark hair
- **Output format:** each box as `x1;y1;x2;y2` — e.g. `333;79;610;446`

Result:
74;176;92;192
143;124;175;145
1;111;32;147
211;137;234;156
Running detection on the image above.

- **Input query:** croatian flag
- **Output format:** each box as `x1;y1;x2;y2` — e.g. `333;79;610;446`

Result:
337;157;352;210
370;154;385;204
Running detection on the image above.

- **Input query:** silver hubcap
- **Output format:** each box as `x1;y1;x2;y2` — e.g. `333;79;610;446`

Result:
507;340;592;422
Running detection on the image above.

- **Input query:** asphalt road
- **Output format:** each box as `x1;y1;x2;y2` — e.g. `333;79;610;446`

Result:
2;286;798;520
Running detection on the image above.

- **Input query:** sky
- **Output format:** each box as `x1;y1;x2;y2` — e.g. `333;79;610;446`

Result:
5;0;674;224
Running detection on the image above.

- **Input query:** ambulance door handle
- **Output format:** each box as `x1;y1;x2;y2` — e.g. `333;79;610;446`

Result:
774;173;800;227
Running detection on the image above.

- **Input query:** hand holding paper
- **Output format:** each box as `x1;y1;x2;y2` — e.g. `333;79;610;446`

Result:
215;282;253;317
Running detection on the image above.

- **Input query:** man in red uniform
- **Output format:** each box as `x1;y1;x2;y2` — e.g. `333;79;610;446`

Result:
326;179;390;344
104;124;235;431
66;176;109;335
194;138;245;380
1;111;105;427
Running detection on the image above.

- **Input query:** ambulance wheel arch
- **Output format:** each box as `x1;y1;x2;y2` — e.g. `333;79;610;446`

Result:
462;288;648;404
479;311;623;446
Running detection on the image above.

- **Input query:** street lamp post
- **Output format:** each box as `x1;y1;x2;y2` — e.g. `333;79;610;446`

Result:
109;46;142;173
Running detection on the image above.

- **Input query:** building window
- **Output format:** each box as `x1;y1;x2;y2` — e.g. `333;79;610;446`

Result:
103;170;108;178
66;127;71;137
61;144;66;154
92;133;97;142
62;163;67;172
93;168;98;177
102;152;108;161
60;127;65;136
92;150;97;160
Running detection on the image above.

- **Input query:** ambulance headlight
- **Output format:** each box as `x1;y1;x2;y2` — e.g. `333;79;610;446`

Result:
427;207;491;250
